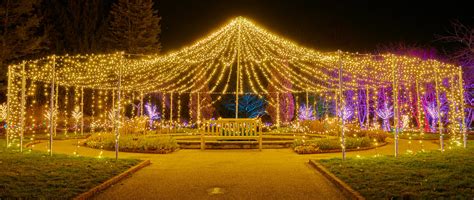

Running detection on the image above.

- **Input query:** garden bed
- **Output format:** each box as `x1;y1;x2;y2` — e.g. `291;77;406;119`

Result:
83;133;180;154
317;143;474;199
292;129;389;154
0;139;141;199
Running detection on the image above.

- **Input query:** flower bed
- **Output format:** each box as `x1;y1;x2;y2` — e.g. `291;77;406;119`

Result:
84;134;179;154
293;137;375;154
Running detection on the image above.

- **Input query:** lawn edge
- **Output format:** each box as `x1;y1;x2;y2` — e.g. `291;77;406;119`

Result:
309;159;365;200
73;159;151;200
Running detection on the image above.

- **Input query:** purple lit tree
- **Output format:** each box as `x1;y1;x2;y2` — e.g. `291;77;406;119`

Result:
465;85;474;129
376;102;394;131
377;43;443;131
356;89;369;128
298;104;315;120
338;105;354;122
421;86;449;132
336;90;356;123
145;103;160;128
424;102;439;132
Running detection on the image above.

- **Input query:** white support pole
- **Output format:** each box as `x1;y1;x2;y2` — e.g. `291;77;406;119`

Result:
392;59;399;157
170;92;173;123
197;92;201;123
49;56;56;156
335;91;339;120
338;52;345;160
416;79;422;132
365;65;370;129
450;75;457;140
20;63;26;152
305;91;309;109
115;57;122;160
434;66;443;151
111;89;115;133
276;92;280;127
55;84;58;137
81;87;84;136
313;93;317;119
235;19;241;119
177;93;181;123
6;65;12;147
458;67;466;148
365;83;370;129
324;92;329;119
140;91;144;116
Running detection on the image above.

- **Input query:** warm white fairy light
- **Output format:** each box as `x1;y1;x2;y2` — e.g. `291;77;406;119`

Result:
5;16;466;155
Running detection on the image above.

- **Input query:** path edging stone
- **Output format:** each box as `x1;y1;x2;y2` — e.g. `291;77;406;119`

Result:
309;159;365;200
73;159;151;200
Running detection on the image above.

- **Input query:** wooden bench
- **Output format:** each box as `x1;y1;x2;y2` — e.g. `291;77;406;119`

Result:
200;118;262;150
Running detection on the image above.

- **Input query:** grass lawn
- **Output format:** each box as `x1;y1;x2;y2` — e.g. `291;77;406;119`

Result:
318;142;474;199
392;131;474;140
396;132;441;140
0;139;141;199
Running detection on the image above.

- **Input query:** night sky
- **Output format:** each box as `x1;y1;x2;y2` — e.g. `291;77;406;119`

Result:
155;0;473;53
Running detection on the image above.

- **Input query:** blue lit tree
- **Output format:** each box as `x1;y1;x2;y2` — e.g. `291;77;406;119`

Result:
224;95;266;118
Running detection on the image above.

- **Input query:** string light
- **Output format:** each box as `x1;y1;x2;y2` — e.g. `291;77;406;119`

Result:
5;17;466;152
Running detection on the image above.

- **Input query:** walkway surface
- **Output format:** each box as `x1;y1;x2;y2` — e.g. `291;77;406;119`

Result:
32;138;439;200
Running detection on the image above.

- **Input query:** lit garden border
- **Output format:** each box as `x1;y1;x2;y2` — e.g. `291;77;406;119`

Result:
5;17;467;159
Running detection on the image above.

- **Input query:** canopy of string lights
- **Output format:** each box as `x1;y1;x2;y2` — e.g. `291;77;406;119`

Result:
5;17;467;157
10;17;461;92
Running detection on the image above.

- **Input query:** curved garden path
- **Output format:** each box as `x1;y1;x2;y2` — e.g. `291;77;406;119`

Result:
31;138;439;200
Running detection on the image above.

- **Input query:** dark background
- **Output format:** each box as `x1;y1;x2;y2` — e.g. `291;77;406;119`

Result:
154;0;472;53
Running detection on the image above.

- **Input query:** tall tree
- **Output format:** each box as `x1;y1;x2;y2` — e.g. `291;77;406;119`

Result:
0;0;47;98
224;95;266;118
439;20;474;68
44;0;110;54
105;0;161;54
438;20;474;130
376;43;441;130
266;75;295;125
189;79;215;122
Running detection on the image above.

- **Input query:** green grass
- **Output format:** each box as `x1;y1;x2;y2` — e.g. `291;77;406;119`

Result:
391;131;474;140
0;139;141;199
318;143;474;199
391;131;447;140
